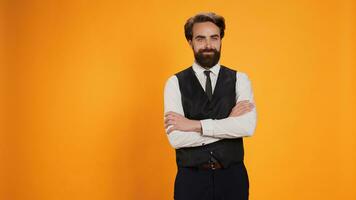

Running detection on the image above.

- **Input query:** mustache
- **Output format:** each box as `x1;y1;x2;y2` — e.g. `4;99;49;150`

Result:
198;48;218;53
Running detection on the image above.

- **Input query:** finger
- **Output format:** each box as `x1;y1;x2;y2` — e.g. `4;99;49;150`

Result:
232;103;249;112
164;116;175;123
165;119;175;126
165;111;177;117
164;114;177;121
236;100;250;105
165;119;178;128
234;103;252;112
239;108;253;115
238;106;253;113
165;112;181;118
241;103;254;111
237;100;249;103
166;111;182;117
165;120;174;128
167;126;177;134
241;107;253;114
165;123;172;129
234;101;250;108
230;107;253;117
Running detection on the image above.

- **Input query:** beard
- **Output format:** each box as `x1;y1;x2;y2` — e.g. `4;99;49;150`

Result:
193;47;221;69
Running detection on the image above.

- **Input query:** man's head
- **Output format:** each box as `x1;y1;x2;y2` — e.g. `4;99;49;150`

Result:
184;12;225;69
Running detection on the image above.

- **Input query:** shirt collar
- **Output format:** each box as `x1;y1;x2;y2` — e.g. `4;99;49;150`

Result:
192;61;221;76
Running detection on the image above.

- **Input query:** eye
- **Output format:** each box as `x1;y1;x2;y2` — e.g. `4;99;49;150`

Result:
211;36;219;41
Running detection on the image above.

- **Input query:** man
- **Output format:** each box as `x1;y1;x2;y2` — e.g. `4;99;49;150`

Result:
164;12;257;200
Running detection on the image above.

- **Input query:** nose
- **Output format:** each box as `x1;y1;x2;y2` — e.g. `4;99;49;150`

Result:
205;38;212;49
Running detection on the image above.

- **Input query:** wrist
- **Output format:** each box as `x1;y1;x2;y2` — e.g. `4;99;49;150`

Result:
193;120;202;133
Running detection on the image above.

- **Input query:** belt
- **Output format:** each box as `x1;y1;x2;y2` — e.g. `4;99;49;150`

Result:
198;161;223;170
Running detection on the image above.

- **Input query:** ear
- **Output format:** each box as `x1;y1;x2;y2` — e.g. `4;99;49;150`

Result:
188;40;193;48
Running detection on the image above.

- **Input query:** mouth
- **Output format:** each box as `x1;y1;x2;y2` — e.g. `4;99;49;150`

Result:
202;51;214;54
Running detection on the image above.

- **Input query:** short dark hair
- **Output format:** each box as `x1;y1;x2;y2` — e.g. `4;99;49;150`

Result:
184;12;225;41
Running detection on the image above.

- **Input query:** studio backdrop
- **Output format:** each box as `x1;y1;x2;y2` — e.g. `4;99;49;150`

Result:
1;0;355;199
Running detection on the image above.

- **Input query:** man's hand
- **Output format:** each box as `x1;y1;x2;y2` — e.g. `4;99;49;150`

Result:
164;111;202;134
229;100;255;117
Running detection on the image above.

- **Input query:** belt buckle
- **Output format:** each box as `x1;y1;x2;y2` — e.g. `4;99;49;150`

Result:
209;160;216;170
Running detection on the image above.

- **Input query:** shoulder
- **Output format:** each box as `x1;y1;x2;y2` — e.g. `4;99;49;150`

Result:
222;66;252;87
220;65;237;73
235;71;253;91
220;65;237;82
165;66;191;84
164;75;178;88
164;66;191;89
175;66;193;78
236;71;250;81
220;65;249;80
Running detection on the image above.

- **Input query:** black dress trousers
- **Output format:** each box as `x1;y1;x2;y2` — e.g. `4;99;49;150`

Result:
174;161;249;200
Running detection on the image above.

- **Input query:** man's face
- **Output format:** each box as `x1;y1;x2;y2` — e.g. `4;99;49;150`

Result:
189;21;222;69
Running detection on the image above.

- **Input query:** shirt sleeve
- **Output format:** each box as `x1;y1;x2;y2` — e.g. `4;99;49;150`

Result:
200;72;257;138
164;75;220;149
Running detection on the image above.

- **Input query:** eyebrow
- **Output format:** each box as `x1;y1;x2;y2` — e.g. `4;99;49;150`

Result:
194;34;220;39
194;35;206;39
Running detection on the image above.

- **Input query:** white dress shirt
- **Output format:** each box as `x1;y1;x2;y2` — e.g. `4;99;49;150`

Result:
164;62;257;149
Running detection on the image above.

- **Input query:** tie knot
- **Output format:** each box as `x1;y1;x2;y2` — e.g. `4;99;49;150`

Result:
204;70;211;76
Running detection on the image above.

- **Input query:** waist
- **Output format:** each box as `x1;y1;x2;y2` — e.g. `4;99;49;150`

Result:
175;138;244;168
198;160;223;170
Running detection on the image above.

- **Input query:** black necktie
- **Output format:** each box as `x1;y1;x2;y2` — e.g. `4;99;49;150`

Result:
204;70;212;101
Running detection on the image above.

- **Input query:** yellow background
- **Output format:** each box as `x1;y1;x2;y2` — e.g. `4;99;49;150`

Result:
1;0;355;199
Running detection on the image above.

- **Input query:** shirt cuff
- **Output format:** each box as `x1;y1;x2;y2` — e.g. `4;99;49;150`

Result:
200;119;214;137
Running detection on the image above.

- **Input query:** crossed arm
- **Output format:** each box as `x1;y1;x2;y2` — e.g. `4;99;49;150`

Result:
163;72;257;149
164;100;254;134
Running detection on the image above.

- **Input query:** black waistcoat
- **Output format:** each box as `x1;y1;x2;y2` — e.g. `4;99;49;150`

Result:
175;65;244;168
